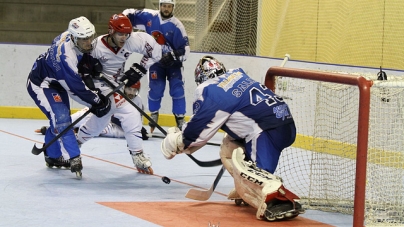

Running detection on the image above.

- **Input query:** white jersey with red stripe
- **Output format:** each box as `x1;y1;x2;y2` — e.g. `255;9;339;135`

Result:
91;32;162;87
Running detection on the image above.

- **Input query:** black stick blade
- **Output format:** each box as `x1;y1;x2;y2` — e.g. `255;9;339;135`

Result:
31;144;44;155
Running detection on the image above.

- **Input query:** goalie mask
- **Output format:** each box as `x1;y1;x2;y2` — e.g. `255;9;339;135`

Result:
194;56;226;85
68;16;96;53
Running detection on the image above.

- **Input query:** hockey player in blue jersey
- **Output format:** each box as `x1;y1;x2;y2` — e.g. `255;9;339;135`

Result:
123;0;190;133
26;16;111;177
161;56;304;221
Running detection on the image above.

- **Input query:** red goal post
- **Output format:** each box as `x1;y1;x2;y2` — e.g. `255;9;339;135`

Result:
265;66;373;227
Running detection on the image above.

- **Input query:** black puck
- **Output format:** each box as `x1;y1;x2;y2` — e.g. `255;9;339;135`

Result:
162;176;171;184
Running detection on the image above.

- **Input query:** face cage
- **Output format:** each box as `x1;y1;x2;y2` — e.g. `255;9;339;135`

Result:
73;34;97;54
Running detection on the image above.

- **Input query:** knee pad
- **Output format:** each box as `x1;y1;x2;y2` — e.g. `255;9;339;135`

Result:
231;148;300;220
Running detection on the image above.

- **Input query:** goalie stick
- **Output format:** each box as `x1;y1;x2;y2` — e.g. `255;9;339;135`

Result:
31;78;128;155
185;53;291;201
185;165;226;201
150;134;220;147
99;76;222;168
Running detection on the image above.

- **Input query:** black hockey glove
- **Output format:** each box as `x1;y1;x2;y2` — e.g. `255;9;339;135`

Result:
78;54;103;78
78;54;103;90
159;50;181;67
120;63;147;87
90;93;111;118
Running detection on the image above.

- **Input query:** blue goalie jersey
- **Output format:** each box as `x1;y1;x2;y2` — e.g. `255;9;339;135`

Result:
183;68;294;149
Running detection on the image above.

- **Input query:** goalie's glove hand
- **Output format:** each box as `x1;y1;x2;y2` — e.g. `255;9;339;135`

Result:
120;63;147;87
161;127;184;159
159;50;181;67
90;92;111;118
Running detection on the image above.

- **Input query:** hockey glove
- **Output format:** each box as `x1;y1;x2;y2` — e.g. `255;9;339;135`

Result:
90;93;111;118
78;54;103;78
159;50;181;67
120;63;147;87
161;127;184;159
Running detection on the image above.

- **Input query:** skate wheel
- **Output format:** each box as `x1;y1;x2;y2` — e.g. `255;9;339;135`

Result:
46;163;53;168
267;217;276;221
235;199;243;206
76;171;82;179
276;214;285;219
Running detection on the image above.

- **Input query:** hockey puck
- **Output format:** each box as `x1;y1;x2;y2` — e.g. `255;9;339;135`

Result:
162;176;171;184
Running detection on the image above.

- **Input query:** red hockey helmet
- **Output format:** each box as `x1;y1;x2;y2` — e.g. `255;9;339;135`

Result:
108;14;132;35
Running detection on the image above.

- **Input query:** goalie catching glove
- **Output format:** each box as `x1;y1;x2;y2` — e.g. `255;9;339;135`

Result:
90;92;111;118
161;127;184;159
120;63;147;87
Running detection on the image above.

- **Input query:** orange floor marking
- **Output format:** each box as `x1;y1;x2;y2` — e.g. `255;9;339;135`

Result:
98;201;334;227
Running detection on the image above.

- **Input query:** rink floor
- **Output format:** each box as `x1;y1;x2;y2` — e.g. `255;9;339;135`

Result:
0;118;353;227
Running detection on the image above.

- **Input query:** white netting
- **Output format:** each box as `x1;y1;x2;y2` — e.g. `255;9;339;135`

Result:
272;72;404;226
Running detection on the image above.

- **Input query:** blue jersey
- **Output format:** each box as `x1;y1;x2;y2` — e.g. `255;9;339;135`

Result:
28;31;100;106
123;8;190;66
183;68;294;149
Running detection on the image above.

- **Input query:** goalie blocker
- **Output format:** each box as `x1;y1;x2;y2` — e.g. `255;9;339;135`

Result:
231;147;304;221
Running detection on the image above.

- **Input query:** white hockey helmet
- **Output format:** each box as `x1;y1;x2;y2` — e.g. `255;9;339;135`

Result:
159;0;175;16
159;0;175;6
68;16;96;53
194;56;226;85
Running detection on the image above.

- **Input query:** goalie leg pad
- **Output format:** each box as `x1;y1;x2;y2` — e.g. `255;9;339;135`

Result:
220;133;244;200
231;147;303;221
220;133;244;177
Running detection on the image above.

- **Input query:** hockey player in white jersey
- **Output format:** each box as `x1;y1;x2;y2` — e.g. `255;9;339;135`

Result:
161;56;304;221
73;81;148;139
123;0;191;132
27;16;111;177
76;14;162;174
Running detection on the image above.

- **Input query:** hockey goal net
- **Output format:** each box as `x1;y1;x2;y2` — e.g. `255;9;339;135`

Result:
265;67;404;227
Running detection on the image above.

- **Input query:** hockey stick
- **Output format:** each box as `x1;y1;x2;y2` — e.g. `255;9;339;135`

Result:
185;54;292;201
99;76;222;167
185;165;226;201
31;79;128;155
150;134;220;147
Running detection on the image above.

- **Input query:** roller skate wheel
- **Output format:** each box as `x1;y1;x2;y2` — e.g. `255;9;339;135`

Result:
235;199;242;205
266;215;276;221
276;214;285;219
46;163;53;168
285;212;294;218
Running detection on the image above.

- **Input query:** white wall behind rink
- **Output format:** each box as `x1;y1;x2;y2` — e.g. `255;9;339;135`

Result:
1;43;404;116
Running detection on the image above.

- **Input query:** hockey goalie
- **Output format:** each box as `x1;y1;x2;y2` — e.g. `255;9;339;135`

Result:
161;55;304;221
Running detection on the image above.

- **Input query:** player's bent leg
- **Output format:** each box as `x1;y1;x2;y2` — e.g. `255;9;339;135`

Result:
76;113;111;144
99;123;125;138
231;148;304;221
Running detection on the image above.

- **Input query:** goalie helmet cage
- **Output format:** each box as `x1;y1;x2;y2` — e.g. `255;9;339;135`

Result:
265;67;404;227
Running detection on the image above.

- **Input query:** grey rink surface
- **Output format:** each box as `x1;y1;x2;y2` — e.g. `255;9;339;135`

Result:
0;118;353;227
